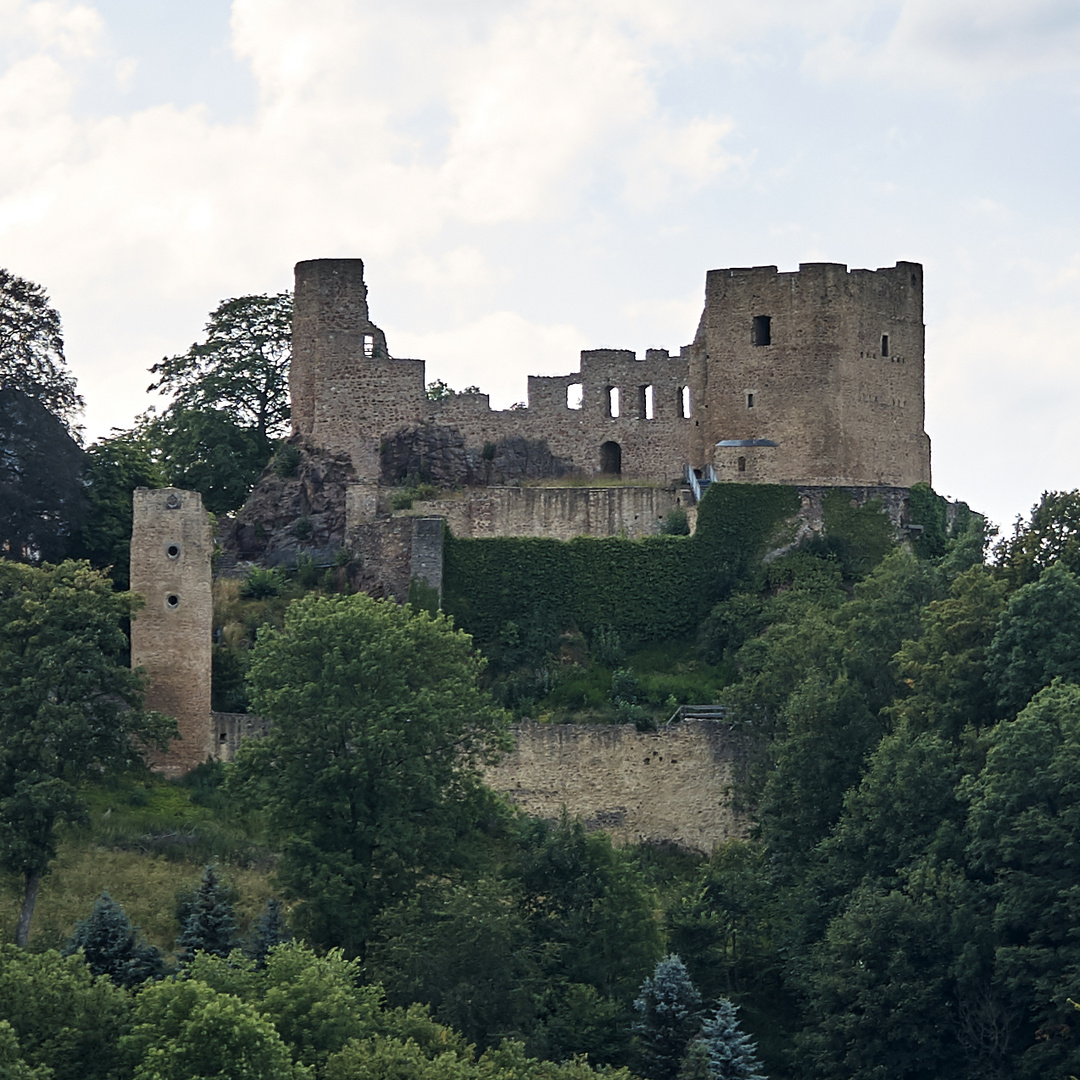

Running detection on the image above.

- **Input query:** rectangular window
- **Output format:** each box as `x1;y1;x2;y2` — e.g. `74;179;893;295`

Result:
680;385;691;418
746;392;755;409
640;385;655;420
566;383;583;410
363;333;374;358
881;333;889;357
752;315;771;346
607;386;620;418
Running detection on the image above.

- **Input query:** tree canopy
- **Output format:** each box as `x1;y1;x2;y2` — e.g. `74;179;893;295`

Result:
0;388;86;563
235;593;510;955
0;269;82;430
0;560;174;944
148;293;292;441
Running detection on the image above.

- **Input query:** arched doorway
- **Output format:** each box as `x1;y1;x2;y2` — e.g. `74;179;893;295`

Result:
600;441;622;476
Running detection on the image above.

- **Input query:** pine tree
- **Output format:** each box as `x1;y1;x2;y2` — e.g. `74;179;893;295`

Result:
63;892;164;988
245;897;291;968
177;866;238;961
694;998;767;1080
632;954;704;1080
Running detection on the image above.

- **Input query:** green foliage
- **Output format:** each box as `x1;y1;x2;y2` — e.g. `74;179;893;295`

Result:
364;878;541;1049
392;483;439;511
0;946;130;1080
245;897;291;967
660;507;690;536
694;999;767;1080
905;482;949;558
406;576;440;616
120;977;306;1080
0;560;175;944
985;562;1080;716
444;485;801;663
0;268;82;428
148;292;292;440
236;593;510;954
67;432;163;588
62;892;164;988
995;488;1080;585
239;565;286;600
139;406;274;514
632;955;704;1080
176;865;239;962
890;566;1008;738
0;390;86;564
809;490;896;579
273;442;302;478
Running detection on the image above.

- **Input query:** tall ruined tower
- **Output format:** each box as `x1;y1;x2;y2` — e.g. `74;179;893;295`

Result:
690;261;931;487
130;488;213;775
290;258;425;479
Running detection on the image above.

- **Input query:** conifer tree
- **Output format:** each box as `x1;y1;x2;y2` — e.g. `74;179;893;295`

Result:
245;897;291;968
63;892;164;988
177;866;238;961
694;999;767;1080
632;954;704;1080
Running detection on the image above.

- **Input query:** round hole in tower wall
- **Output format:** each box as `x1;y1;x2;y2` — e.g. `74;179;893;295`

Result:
166;594;180;609
165;493;181;509
166;543;181;559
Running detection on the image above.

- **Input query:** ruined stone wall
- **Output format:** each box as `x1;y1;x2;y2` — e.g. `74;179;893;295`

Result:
291;259;425;480
212;711;273;763
397;485;683;539
288;257;929;495
130;488;213;775
484;720;745;851
694;261;930;487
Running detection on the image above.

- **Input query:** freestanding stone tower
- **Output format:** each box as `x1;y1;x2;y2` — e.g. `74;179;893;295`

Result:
130;487;213;775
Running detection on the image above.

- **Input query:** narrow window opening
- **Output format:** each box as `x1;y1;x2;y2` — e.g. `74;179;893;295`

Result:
746;392;755;409
738;457;746;473
566;383;583;410
680;385;691;418
641;384;655;420
363;333;374;358
607;386;620;418
881;333;889;357
752;315;771;346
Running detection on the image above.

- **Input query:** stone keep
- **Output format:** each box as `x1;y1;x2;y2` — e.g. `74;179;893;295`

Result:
289;258;931;489
130;488;213;775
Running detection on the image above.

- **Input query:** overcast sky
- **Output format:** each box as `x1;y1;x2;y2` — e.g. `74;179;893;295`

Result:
3;0;1080;533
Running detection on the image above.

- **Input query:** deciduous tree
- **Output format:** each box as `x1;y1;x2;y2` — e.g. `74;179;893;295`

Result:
148;293;292;440
236;593;510;954
0;269;82;429
0;561;174;945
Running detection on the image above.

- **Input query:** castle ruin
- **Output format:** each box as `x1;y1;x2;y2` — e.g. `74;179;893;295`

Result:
131;256;934;842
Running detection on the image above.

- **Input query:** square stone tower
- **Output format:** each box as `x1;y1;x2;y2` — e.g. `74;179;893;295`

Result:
690;261;931;487
130;488;213;775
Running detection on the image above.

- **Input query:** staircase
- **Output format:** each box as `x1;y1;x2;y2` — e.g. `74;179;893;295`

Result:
686;464;717;503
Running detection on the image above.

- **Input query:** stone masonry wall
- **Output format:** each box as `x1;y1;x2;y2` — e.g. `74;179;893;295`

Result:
483;720;745;852
130;488;213;776
395;485;683;539
289;257;930;493
693;261;930;487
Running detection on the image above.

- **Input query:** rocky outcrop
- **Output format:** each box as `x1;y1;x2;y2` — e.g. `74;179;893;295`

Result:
218;441;355;568
380;424;578;487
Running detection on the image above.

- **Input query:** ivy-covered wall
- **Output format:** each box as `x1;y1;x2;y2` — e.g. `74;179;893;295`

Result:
443;484;801;652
